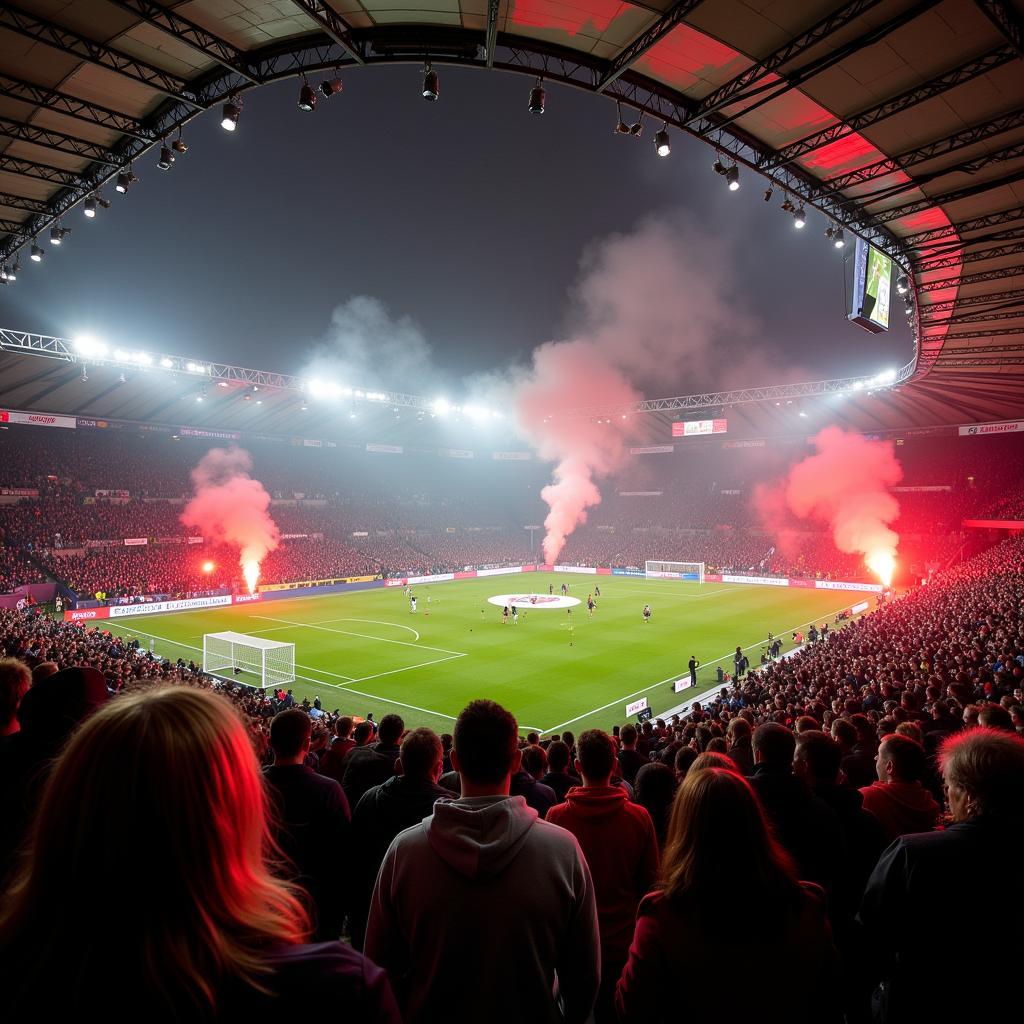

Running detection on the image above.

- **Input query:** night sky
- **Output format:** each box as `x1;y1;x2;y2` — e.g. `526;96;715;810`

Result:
4;65;913;398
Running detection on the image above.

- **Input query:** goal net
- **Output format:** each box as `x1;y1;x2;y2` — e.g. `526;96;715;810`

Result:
645;561;705;584
203;631;295;689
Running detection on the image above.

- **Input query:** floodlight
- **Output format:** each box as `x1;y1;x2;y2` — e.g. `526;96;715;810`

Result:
298;82;317;112
30;244;43;262
432;397;451;416
726;165;739;190
84;197;97;218
157;145;174;170
320;77;343;98
221;101;241;131
655;127;670;157
793;206;806;229
422;66;439;101
528;80;545;114
833;227;845;248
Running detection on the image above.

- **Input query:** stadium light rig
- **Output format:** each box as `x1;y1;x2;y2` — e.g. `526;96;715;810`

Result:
528;78;545;115
30;243;44;262
221;98;242;131
298;75;317;112
157;144;175;170
655;125;670;157
422;64;439;102
320;75;343;98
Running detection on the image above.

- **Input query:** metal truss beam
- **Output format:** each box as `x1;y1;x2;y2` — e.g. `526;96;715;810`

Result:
0;193;49;214
920;288;1024;315
904;206;1024;247
920;308;1024;328
930;327;1024;341
0;5;201;107
917;240;1024;273
0;219;24;235
934;355;1024;367
822;106;1024;193
0;153;83;189
876;169;1024;224
763;46;1016;170
0;73;154;141
596;0;707;93
974;1;1024;59
484;0;499;67
106;0;259;84
917;227;1024;263
917;264;1024;291
287;2;364;64
0;115;120;165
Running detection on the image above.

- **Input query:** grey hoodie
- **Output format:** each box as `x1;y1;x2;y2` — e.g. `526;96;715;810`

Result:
366;794;600;1024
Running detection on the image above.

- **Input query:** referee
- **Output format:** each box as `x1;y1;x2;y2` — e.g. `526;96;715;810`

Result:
688;655;699;687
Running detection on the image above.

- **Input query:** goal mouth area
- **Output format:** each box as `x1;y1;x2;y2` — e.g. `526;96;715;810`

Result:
203;631;295;689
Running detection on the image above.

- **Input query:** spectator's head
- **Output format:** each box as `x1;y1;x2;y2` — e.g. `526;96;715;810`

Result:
794;731;842;785
830;717;857;750
620;724;638;748
526;731;539;745
546;740;571;774
895;721;924;745
661;768;798;917
335;715;353;739
726;717;751;747
377;713;404;746
794;715;819;734
521;744;547;780
352;720;374;746
634;762;676;844
0;657;31;735
269;709;311;763
0;687;308;1014
31;661;58;684
397;727;443;782
691;751;737;772
875;734;926;784
940;727;1024;822
452;700;519;791
978;704;1014;733
963;704;981;728
674;745;698;783
575;729;617;785
752;722;796;769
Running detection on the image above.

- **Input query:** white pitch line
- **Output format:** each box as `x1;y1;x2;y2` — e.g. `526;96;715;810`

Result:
251;615;465;657
536;599;861;735
347;652;466;686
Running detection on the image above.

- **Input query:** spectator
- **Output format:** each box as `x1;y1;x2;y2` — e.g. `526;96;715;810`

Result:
365;699;600;1024
0;687;398;1021
633;762;676;850
343;713;404;807
615;767;840;1023
348;727;449;951
673;744;697;784
978;703;1014;732
264;709;351;940
540;739;580;803
318;715;355;784
547;729;660;1023
510;742;557;818
831;717;876;789
725;716;754;774
617;724;644;785
860;728;1024;1021
859;734;939;843
0;658;30;738
748;722;843;890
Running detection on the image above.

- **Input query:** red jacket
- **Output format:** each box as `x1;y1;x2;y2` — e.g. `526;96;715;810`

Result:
859;781;939;843
547;785;659;969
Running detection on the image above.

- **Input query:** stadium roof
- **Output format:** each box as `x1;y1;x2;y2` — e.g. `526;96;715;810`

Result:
1;0;1023;422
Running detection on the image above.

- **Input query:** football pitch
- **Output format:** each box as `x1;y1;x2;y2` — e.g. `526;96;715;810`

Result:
102;574;864;736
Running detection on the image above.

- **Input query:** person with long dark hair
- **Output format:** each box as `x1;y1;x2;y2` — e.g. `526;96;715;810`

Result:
0;686;399;1022
616;766;840;1023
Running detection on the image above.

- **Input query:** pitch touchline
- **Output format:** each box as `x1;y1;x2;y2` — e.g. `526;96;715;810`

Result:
536;600;861;735
251;615;465;657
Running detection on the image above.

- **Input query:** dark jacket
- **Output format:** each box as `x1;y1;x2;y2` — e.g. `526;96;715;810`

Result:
342;742;401;807
727;735;755;775
842;744;877;789
510;770;557;819
541;770;581;804
263;764;351;940
859;818;1024;1022
348;775;449;950
748;764;843;890
617;748;645;786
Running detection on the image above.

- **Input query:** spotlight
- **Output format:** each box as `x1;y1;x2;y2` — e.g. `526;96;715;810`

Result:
764;186;773;202
613;102;630;135
97;197;111;210
172;133;188;155
655;126;670;157
84;196;96;218
825;226;834;241
80;368;88;382
115;170;138;194
833;227;845;249
298;80;317;112
221;101;241;132
49;225;69;245
0;267;6;281
6;259;17;281
629;118;643;137
896;274;909;294
793;206;806;229
780;197;795;213
320;76;343;98
528;79;545;115
30;244;43;262
422;65;439;101
157;145;174;170
726;164;739;190
713;158;727;176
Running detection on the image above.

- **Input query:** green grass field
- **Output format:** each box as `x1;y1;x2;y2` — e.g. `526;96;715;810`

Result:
103;574;864;736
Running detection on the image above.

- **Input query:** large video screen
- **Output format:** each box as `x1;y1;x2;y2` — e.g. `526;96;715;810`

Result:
671;418;727;438
848;238;892;334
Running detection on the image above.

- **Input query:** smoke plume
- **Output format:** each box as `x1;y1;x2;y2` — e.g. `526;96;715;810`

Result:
180;447;280;593
758;426;903;584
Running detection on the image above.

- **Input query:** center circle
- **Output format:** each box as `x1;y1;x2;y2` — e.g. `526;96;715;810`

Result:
487;593;582;610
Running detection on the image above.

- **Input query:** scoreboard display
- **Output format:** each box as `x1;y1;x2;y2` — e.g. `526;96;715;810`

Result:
848;238;893;333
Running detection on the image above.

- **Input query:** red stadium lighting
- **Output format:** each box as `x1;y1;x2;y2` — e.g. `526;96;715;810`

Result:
202;561;215;574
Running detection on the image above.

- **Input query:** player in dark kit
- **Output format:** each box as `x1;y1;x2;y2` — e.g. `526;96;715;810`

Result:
642;604;651;624
688;656;699;687
587;594;595;618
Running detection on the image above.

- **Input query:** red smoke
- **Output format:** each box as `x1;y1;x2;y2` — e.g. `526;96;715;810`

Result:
180;447;279;593
516;341;639;563
758;426;903;582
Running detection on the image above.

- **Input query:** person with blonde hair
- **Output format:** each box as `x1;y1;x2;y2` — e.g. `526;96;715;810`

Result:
0;686;399;1022
616;766;840;1023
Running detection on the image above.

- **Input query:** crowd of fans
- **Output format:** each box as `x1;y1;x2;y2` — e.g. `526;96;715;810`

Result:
0;533;1022;1019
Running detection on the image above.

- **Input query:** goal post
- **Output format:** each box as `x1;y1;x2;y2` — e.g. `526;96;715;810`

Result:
645;560;705;584
203;631;295;689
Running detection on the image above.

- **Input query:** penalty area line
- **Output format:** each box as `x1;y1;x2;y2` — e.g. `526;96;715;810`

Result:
251;615;464;657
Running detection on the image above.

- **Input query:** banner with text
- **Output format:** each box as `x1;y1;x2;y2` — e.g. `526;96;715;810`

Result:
672;418;727;438
1;410;76;429
959;420;1023;436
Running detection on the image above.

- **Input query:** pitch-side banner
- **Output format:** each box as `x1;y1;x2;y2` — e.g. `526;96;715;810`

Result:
814;579;883;593
722;573;789;587
367;443;403;454
958;420;1023;436
1;409;77;429
492;451;532;460
108;594;233;617
629;446;674;455
672;418;727;438
554;565;598;574
625;697;649;717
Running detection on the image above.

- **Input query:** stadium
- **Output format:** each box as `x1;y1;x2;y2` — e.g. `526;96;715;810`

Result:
1;1;1023;1021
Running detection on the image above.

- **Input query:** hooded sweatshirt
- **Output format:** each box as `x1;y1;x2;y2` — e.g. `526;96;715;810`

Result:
366;794;600;1024
859;781;940;843
546;786;659;970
